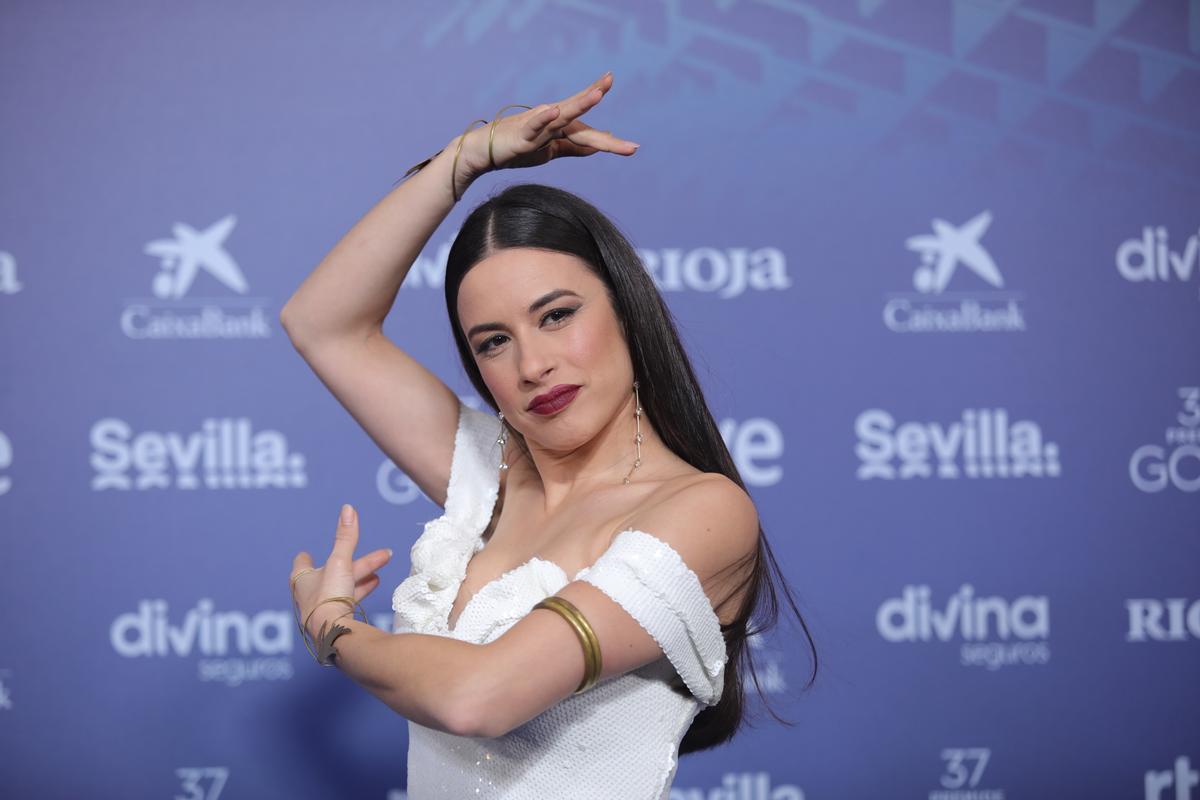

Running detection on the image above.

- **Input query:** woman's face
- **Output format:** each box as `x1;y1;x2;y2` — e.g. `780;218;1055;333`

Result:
457;247;633;447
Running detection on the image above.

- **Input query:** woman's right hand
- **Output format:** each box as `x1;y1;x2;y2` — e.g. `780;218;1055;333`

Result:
452;71;639;196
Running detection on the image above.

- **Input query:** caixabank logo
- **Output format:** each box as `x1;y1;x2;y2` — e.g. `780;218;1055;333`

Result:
1130;386;1200;493
883;211;1026;333
90;418;307;490
120;214;272;339
877;584;1051;670
855;408;1060;480
110;599;293;686
400;240;792;299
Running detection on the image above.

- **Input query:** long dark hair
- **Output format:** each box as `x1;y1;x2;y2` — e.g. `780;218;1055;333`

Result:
442;182;817;753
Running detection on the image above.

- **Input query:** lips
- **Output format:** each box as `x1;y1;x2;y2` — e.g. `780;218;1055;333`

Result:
528;384;581;414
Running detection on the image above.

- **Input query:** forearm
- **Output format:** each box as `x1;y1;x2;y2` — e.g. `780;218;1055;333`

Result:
305;608;480;735
280;136;471;343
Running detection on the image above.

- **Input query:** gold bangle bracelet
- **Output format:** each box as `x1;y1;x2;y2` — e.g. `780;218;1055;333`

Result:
294;595;367;664
488;104;533;169
533;595;602;694
450;118;489;202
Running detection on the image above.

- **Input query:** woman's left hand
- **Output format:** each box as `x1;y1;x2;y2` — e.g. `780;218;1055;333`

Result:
290;504;393;638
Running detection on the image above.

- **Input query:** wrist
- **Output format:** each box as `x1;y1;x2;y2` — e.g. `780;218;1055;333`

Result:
444;129;489;196
305;600;354;640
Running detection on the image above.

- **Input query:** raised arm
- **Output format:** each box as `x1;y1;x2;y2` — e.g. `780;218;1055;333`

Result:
279;135;465;505
279;70;636;507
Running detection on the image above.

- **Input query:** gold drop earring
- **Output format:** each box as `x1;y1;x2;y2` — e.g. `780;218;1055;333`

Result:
622;380;642;485
497;411;509;470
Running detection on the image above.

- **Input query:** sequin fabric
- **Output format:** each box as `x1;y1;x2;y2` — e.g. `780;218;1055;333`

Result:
391;399;729;799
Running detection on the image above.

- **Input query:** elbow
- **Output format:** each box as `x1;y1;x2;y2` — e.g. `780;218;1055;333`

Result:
440;692;509;740
278;303;299;345
437;666;511;739
278;302;302;344
278;303;322;354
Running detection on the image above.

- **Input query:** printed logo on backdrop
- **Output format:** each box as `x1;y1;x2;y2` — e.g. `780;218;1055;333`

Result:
1144;756;1199;800
884;211;1026;333
856;409;1060;480
90;418;306;490
744;630;789;695
176;768;229;800
1126;598;1200;642
931;748;1004;800
377;458;427;507
0;668;12;710
110;599;293;686
376;409;784;506
121;214;272;339
877;585;1051;670
669;773;805;800
0;431;11;496
1130;387;1200;493
1116;226;1200;299
0;251;22;295
399;241;791;298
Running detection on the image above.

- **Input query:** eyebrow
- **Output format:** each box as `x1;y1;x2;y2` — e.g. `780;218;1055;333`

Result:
466;289;582;340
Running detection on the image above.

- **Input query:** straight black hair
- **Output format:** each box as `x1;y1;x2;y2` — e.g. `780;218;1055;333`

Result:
443;182;817;753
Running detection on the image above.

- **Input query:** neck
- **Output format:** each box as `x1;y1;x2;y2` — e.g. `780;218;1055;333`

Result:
515;390;657;514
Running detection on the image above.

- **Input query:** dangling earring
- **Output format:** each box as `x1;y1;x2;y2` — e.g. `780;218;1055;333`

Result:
497;411;509;471
622;380;643;485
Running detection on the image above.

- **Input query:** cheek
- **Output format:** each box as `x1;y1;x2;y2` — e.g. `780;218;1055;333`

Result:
476;360;510;404
563;316;615;367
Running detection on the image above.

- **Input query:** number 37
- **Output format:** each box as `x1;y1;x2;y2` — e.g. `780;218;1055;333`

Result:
174;767;229;800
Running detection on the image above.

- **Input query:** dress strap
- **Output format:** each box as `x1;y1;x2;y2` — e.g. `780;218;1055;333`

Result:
579;528;729;706
391;399;503;634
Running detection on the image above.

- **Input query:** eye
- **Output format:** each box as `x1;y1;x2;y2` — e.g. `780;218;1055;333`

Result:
474;307;577;356
543;307;575;325
476;334;506;356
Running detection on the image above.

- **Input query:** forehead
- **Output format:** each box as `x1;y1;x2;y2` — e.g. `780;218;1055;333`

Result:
457;248;596;319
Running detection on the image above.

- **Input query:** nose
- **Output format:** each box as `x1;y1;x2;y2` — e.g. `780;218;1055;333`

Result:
516;337;554;387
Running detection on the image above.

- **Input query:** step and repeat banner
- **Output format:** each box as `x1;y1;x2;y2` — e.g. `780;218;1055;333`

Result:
1;2;1197;798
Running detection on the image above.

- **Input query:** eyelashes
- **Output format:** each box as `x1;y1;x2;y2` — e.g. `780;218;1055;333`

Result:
475;306;578;356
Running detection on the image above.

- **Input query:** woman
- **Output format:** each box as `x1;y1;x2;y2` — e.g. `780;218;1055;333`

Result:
283;70;817;798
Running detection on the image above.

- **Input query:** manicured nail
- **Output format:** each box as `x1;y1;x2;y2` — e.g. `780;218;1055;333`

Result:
386;548;394;558
340;504;355;525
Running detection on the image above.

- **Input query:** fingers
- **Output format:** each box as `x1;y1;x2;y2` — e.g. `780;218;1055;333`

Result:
557;123;639;154
353;573;381;604
330;503;358;561
540;71;613;136
352;547;393;583
546;85;605;133
522;104;561;142
561;71;613;109
291;551;314;574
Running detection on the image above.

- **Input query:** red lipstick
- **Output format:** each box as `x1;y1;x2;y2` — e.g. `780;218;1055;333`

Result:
528;384;581;415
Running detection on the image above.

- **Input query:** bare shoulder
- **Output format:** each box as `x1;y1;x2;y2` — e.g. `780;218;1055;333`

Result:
626;472;760;573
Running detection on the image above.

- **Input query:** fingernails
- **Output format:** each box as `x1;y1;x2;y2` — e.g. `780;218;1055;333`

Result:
386;548;394;558
340;504;355;526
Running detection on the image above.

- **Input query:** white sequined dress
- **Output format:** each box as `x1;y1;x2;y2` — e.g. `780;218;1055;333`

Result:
391;399;729;799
